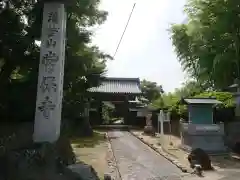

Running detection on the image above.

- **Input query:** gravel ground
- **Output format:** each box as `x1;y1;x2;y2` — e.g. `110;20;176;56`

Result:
106;136;122;180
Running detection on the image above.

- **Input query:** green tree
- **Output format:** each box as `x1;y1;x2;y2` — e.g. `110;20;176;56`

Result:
194;91;234;108
0;0;111;122
152;80;204;115
171;0;240;90
140;79;164;102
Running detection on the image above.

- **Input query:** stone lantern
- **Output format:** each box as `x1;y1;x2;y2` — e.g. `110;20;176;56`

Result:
143;107;155;136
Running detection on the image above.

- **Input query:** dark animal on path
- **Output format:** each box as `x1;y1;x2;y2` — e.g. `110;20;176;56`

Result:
104;174;112;180
193;164;203;176
188;148;213;171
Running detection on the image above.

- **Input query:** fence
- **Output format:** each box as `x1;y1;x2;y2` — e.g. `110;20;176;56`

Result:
151;111;180;137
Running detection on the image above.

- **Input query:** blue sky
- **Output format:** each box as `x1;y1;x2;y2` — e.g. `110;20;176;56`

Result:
93;0;188;92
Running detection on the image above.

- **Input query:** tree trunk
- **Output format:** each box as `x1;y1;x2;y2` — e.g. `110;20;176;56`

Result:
0;63;15;120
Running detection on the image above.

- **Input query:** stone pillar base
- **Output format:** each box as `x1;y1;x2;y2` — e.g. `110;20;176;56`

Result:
144;125;155;136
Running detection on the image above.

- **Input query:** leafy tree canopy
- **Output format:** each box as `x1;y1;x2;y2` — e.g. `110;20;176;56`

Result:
171;0;240;90
140;79;164;102
0;0;111;121
194;91;234;108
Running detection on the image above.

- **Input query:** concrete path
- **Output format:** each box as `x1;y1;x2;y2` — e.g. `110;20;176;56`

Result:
107;130;240;180
108;130;183;180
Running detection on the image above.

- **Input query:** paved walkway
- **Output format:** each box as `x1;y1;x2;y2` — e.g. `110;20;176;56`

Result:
108;130;240;180
108;131;183;180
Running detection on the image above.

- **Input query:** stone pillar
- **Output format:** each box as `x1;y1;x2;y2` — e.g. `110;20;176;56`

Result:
123;98;129;125
235;94;240;119
33;2;66;143
84;100;90;122
98;101;103;125
159;110;164;135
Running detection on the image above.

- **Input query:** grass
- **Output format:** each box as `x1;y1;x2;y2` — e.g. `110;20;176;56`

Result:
71;130;108;179
70;130;106;148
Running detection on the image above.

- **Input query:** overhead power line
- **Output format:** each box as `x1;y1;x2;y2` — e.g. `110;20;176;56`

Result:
113;3;136;59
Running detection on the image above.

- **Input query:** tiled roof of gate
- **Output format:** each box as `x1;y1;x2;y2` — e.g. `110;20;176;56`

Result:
88;77;142;94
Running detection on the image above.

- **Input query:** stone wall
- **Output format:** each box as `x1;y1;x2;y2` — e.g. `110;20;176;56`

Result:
180;123;227;153
225;121;240;148
171;120;181;137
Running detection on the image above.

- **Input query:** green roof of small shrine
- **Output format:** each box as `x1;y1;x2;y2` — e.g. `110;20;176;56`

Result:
183;98;222;105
